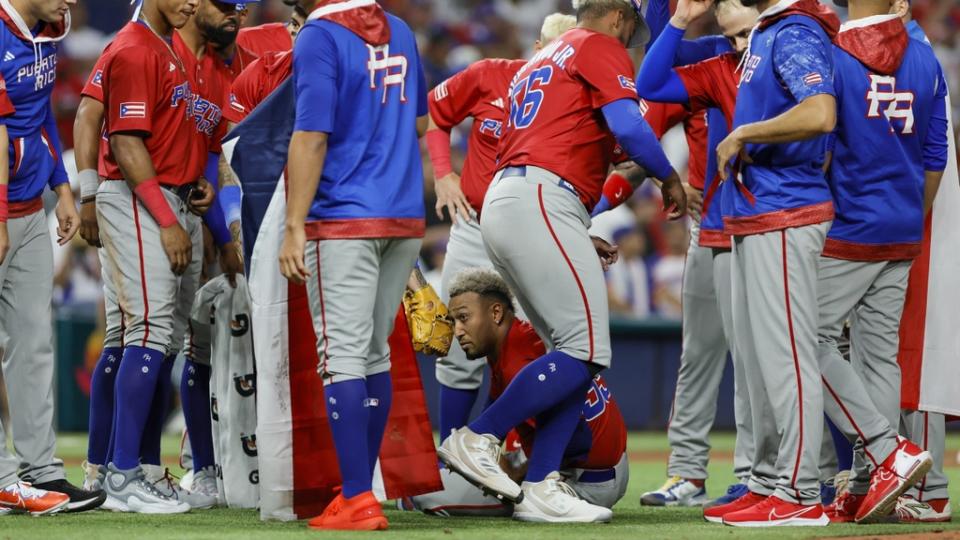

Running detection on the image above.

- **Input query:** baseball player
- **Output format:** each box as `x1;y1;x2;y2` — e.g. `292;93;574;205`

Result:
424;12;576;444
893;0;956;523
95;0;219;513
0;0;107;516
235;0;302;57
635;0;757;508
277;0;427;531
409;269;628;517
814;0;946;523
439;0;686;523
707;0;839;526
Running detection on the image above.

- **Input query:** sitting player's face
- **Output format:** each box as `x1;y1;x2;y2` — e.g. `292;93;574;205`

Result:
34;0;71;23
449;292;500;360
716;5;758;57
161;0;200;29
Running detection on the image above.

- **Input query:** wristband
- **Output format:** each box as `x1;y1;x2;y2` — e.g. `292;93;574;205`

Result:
0;184;8;223
602;172;635;209
133;178;178;228
79;169;100;202
425;129;453;179
204;196;232;247
220;184;242;225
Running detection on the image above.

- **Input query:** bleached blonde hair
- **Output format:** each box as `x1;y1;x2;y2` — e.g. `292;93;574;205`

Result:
540;13;577;43
448;268;516;313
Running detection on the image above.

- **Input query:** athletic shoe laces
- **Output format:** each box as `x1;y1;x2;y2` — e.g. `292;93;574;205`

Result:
9;482;45;500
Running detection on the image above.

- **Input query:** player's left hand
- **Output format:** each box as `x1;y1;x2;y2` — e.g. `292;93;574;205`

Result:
683;184;703;222
54;186;80;246
716;127;753;181
660;173;688;220
188;178;216;216
220;240;244;288
279;224;309;284
591;236;619;271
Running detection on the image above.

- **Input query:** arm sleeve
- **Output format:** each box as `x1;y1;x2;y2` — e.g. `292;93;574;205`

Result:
293;25;338;133
675;35;730;65
427;63;483;130
772;25;835;102
636;24;690;103
104;48;159;135
43;101;68;189
602;98;675;180
923;66;949;172
644;0;670;52
573;36;640;109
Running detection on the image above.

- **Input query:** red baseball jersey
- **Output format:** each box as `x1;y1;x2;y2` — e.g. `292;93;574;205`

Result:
99;22;206;187
640;99;708;190
172;33;229;153
237;22;292;59
490;319;627;470
428;58;524;213
498;29;639;209
81;47;112;179
675;52;739;127
224;49;292;124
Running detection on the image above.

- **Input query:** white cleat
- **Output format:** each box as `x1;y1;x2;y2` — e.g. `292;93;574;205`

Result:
513;472;612;523
437;427;523;503
147;466;216;510
187;466;220;509
104;465;190;514
82;461;125;512
895;497;952;523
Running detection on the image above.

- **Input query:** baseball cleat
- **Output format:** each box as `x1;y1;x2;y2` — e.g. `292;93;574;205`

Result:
823;491;865;523
704;482;749;509
895;497;951;523
32;478;106;513
513;472;612;523
437;427;523;504
722;496;828;527
409;468;512;517
703;490;766;523
0;481;70;516
147;466;217;510
307;491;388;531
855;437;932;523
186;466;220;508
105;464;190;514
640;476;707;507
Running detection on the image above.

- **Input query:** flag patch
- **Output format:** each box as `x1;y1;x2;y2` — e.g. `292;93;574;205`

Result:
434;80;449;101
229;93;245;113
120;102;146;118
803;72;823;86
92;70;103;87
619;74;636;91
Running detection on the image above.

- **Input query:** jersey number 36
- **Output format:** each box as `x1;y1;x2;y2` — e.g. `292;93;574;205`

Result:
509;66;554;130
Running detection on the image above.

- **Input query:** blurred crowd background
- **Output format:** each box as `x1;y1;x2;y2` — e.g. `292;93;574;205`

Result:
50;0;960;323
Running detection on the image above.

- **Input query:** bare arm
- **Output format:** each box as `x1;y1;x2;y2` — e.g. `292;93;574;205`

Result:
74;97;103;172
278;131;328;283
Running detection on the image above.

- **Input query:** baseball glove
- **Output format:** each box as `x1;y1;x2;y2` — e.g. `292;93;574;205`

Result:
403;285;454;356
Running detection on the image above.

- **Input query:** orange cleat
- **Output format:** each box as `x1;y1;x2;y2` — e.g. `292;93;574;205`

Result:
703;490;766;523
0;481;70;516
307;491;388;531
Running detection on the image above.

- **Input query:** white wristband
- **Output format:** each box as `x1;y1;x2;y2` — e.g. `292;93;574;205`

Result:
79;169;100;201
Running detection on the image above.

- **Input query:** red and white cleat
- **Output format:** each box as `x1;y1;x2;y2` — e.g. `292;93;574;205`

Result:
824;491;865;523
0;481;70;516
856;437;932;523
722;495;828;527
702;490;766;523
895;497;951;523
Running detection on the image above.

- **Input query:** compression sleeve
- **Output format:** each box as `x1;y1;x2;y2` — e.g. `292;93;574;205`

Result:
676;35;730;65
636;24;690;103
602;99;675;181
923;68;949;172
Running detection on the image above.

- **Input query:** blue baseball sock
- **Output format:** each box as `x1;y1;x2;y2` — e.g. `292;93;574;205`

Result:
181;359;215;472
140;354;175;466
325;378;372;498
439;385;478;442
87;347;123;465
112;346;166;470
525;383;591;483
364;372;393;474
469;351;592;440
827;416;854;471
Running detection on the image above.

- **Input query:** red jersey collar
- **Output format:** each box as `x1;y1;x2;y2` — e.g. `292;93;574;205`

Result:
835;14;908;75
757;0;840;40
307;0;390;46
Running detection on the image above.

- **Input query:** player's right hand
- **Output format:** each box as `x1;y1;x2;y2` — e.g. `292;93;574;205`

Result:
661;173;688;220
220;240;244;288
279;224;309;284
672;0;715;27
683;184;703;223
0;222;9;266
160;223;192;275
79;200;102;248
591;236;620;271
435;172;472;224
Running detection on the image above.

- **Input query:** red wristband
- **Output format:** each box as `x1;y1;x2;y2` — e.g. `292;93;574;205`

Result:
425;129;453;179
602;172;634;209
133;178;178;228
0;184;8;223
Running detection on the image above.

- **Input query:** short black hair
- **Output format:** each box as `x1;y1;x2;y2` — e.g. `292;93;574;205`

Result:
575;0;632;22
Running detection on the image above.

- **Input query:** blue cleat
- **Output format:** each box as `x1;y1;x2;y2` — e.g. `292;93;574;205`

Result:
703;481;749;509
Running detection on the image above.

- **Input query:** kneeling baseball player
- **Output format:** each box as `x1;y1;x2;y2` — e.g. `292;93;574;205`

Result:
407;269;628;517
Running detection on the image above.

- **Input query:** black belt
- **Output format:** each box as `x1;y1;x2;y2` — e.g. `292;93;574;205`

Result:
501;166;580;199
162;182;198;205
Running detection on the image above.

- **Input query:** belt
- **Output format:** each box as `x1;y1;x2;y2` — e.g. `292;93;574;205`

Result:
161;182;198;205
577;468;616;483
501;166;580;199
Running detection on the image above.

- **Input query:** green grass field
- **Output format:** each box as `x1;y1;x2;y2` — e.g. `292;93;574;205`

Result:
4;432;960;539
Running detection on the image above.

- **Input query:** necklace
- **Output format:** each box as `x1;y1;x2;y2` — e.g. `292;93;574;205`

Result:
138;13;186;74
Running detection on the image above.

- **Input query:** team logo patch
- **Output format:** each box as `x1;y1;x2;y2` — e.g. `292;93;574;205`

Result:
233;373;256;397
618;74;636;91
2;51;13;62
120;102;146;118
240;433;258;457
803;72;823;86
